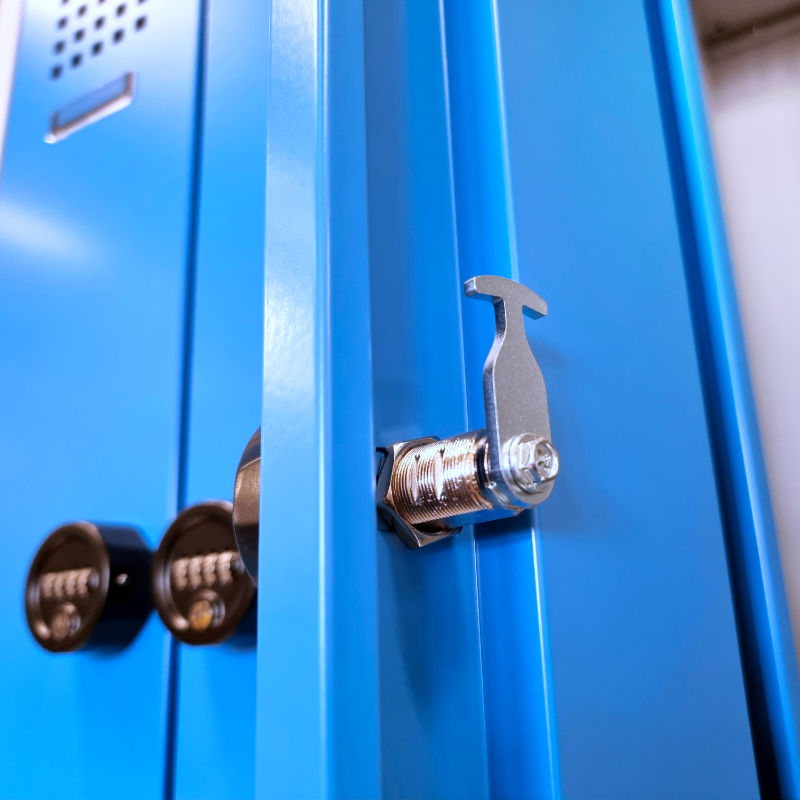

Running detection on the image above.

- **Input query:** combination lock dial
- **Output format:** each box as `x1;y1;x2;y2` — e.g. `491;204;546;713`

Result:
25;522;152;653
151;502;255;646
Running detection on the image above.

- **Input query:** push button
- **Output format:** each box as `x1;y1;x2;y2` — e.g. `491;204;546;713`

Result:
25;522;152;652
151;502;255;645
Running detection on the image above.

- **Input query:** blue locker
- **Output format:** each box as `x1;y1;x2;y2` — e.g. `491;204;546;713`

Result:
2;0;798;798
0;0;201;797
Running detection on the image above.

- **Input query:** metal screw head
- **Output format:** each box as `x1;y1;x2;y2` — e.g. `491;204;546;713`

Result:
504;434;559;494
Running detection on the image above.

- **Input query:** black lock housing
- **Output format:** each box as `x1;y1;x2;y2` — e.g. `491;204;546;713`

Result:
25;522;152;653
152;501;255;646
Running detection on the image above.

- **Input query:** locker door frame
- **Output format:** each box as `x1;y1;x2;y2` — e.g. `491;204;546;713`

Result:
256;0;496;796
649;0;800;794
255;0;381;797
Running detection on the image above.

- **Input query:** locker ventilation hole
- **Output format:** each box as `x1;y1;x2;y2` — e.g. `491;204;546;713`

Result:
50;0;148;80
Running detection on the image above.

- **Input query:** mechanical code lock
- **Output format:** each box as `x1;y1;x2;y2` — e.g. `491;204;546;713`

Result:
151;501;255;645
25;522;152;653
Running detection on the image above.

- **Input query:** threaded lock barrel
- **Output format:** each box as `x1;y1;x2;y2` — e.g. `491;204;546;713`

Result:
389;432;493;526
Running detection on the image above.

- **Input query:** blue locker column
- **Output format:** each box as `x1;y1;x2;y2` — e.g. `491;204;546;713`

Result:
255;0;382;797
363;2;490;798
0;2;201;799
442;1;760;798
174;0;268;798
258;0;490;797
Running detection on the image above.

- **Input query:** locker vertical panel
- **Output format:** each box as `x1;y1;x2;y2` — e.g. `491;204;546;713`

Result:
453;0;759;797
0;2;201;798
651;1;800;795
175;0;268;797
256;0;382;797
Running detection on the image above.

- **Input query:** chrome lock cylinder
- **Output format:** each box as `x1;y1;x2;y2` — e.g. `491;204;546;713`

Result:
377;275;559;548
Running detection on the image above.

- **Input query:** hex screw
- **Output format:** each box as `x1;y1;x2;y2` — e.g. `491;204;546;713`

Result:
505;434;559;494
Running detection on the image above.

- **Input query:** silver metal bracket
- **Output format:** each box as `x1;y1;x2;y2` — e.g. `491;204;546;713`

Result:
464;275;556;510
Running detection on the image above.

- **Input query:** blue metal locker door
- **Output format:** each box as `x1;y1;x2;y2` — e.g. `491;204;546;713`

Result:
174;0;268;797
444;1;761;798
0;2;201;797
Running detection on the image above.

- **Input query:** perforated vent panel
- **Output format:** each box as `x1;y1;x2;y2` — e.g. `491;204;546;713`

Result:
51;0;148;80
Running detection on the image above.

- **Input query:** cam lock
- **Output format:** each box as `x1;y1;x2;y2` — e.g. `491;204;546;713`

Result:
25;522;152;652
231;277;558;557
152;502;255;645
377;275;559;548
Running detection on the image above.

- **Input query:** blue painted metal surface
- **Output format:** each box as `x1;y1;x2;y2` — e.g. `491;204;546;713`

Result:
447;1;760;797
257;0;491;795
0;1;201;797
256;0;381;797
441;6;560;798
649;1;800;795
364;2;490;798
258;1;769;798
2;1;790;797
174;0;268;797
